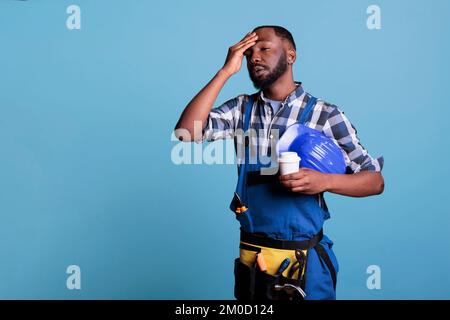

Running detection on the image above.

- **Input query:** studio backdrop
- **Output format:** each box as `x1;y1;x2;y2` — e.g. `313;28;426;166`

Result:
1;0;449;299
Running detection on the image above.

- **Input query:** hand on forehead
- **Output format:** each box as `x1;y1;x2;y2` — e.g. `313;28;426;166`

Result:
253;27;291;50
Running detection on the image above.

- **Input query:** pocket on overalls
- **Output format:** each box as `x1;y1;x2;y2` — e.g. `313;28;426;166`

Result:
234;255;307;301
231;191;254;233
235;210;254;233
234;258;255;300
253;268;280;300
234;257;290;301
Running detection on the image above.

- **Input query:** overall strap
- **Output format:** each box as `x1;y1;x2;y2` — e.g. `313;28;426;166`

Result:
314;244;337;290
235;94;256;203
243;95;255;134
298;96;317;125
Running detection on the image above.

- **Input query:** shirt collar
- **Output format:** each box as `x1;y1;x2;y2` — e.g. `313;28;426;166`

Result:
257;81;304;107
260;91;277;104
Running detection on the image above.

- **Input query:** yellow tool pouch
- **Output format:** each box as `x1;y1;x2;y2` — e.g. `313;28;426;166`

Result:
239;242;308;279
234;229;323;301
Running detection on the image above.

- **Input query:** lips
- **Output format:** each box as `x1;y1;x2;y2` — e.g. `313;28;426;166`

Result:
252;65;267;76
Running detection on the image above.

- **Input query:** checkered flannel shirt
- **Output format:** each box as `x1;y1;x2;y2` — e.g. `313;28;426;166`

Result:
198;82;384;174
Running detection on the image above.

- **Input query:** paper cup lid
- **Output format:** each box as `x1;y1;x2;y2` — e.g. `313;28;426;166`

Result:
278;152;300;163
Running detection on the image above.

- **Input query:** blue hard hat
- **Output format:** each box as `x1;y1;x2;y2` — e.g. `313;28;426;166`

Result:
276;123;347;174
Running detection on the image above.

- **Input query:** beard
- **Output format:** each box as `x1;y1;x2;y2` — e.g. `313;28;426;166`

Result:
249;52;289;90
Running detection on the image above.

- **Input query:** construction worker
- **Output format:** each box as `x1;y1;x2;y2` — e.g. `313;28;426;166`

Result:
174;25;384;300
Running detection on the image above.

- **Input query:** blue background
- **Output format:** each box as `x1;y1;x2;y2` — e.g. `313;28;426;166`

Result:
1;0;449;299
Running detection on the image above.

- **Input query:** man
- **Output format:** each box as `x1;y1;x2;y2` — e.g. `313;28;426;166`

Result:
174;26;384;300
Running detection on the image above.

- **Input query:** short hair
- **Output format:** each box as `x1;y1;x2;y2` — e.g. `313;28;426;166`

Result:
252;25;296;50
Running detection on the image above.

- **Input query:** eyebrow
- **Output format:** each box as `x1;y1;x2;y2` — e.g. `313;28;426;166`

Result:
244;41;274;54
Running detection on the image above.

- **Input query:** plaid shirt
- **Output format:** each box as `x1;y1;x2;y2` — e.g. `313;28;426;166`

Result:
198;82;384;174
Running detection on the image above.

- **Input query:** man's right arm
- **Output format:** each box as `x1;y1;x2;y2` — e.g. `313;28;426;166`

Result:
173;32;258;142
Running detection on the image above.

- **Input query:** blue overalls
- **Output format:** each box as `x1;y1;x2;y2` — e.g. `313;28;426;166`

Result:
231;93;339;300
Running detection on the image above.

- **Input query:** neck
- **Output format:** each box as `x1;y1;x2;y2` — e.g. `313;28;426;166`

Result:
262;70;297;101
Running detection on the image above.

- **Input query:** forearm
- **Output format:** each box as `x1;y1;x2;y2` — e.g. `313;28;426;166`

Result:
174;69;231;141
326;171;384;197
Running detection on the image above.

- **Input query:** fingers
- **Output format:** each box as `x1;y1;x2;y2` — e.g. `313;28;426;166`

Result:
234;39;257;53
237;40;257;55
239;31;256;42
280;177;309;189
279;168;323;194
291;186;312;193
279;170;306;181
233;33;258;50
239;31;253;41
280;177;313;194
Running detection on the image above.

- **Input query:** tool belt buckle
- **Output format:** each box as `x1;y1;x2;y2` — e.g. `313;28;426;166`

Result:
272;249;307;300
273;283;306;300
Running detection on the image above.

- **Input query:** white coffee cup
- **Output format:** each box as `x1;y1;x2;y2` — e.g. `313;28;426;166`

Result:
278;152;301;175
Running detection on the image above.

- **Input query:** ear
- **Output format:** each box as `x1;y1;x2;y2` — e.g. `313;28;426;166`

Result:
287;49;296;65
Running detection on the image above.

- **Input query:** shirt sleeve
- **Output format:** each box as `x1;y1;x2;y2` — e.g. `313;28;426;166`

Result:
322;106;384;173
195;95;243;143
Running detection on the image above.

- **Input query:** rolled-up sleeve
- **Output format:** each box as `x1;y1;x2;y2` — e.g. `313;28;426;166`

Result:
322;106;384;173
195;95;242;143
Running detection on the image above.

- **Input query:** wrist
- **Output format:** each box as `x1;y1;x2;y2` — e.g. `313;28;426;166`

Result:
218;68;233;79
324;173;335;193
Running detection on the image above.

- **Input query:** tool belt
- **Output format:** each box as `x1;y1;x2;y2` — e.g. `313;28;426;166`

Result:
234;229;336;301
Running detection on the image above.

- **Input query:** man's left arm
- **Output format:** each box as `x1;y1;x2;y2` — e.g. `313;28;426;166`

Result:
280;106;384;197
279;168;384;197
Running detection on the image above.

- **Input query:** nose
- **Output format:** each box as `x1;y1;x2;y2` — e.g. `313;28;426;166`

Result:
250;51;261;65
